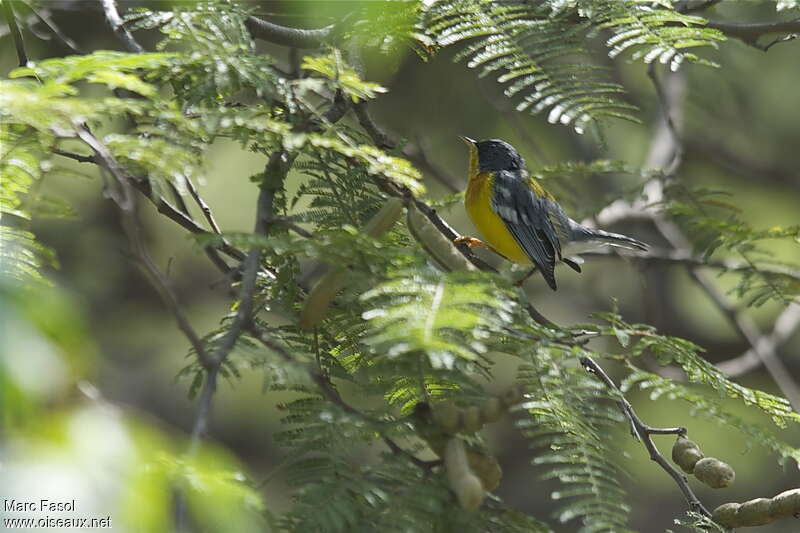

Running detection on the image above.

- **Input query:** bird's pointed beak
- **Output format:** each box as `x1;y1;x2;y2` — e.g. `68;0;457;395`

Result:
459;135;476;145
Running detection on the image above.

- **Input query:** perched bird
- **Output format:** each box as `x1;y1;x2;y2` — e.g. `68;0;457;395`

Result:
458;137;647;290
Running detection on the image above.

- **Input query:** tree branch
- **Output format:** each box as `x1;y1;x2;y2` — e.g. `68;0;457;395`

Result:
248;325;438;470
99;0;144;53
636;65;800;411
580;356;708;517
583;247;800;284
74;128;213;369
718;303;800;377
685;264;800;410
190;149;293;446
245;15;332;48
706;18;800;48
2;0;28;67
29;6;85;54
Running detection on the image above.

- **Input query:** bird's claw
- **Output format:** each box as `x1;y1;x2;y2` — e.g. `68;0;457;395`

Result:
453;236;487;249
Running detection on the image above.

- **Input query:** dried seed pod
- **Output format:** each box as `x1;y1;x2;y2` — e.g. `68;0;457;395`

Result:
671;437;704;473
693;457;735;488
480;397;503;424
467;450;502;492
362;197;405;238
432;402;461;434
769;488;800;519
406;205;476;272
444;438;484;511
300;198;404;329
736;498;773;527
462;406;483;433
711;502;741;528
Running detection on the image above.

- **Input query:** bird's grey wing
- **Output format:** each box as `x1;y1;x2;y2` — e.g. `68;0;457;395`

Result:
491;171;562;290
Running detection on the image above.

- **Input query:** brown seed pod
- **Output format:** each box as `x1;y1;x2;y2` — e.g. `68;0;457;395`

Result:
711;502;741;528
462;406;483;433
432;402;461;435
671;437;704;473
736;498;773;527
678;448;705;474
467;450;502;492
444;438;485;511
693;457;735;489
480;397;504;424
769;488;800;519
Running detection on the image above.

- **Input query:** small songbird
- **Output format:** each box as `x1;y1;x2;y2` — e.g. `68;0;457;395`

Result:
459;137;647;290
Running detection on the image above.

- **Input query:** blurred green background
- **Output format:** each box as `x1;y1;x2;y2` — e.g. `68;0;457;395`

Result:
2;1;800;531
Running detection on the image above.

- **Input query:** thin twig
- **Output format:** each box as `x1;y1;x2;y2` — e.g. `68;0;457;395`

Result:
52;148;251;266
685;263;800;411
99;0;144;53
245;15;332;48
2;0;28;67
186;177;223;235
29;6;84;54
270;217;315;239
718;303;800;377
583;247;800;284
640;66;800;412
249;324;438;470
580;356;708;517
675;0;724;14
74;128;212;369
354;102;464;193
706;18;800;48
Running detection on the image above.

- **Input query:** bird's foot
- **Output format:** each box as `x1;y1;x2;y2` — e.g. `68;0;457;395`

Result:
453;236;488;250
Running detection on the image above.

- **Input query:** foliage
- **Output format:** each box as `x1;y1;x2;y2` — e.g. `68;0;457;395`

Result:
2;1;799;532
423;0;723;133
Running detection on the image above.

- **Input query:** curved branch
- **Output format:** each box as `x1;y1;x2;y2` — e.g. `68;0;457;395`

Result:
706;18;800;48
100;0;144;53
2;0;28;67
580;356;708;517
718;303;800;377
245;15;332;48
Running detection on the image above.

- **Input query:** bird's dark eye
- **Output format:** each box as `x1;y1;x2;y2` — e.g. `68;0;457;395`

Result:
508;160;519;170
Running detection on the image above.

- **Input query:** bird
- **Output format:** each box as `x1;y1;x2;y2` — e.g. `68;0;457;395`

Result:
457;137;647;290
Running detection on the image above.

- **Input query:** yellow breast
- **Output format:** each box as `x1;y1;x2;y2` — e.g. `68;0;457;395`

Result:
465;171;531;264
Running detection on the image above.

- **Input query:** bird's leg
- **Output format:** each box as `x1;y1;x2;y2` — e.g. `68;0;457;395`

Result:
513;267;538;287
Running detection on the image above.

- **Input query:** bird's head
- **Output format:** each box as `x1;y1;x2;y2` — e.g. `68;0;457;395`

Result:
460;137;524;173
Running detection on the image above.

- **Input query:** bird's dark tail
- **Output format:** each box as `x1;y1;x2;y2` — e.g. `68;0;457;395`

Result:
586;228;648;251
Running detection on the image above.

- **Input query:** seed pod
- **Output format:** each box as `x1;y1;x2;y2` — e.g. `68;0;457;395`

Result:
432;402;462;434
736;498;773;527
462;406;483;433
480;397;503;424
678;448;705;474
693;457;735;488
499;385;524;408
362;197;404;238
444;438;484;511
711;502;740;528
300;198;404;329
671;437;704;473
467;450;502;492
406;205;475;272
769;488;800;519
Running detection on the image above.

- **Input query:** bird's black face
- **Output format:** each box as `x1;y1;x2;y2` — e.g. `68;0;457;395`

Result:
474;139;524;173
